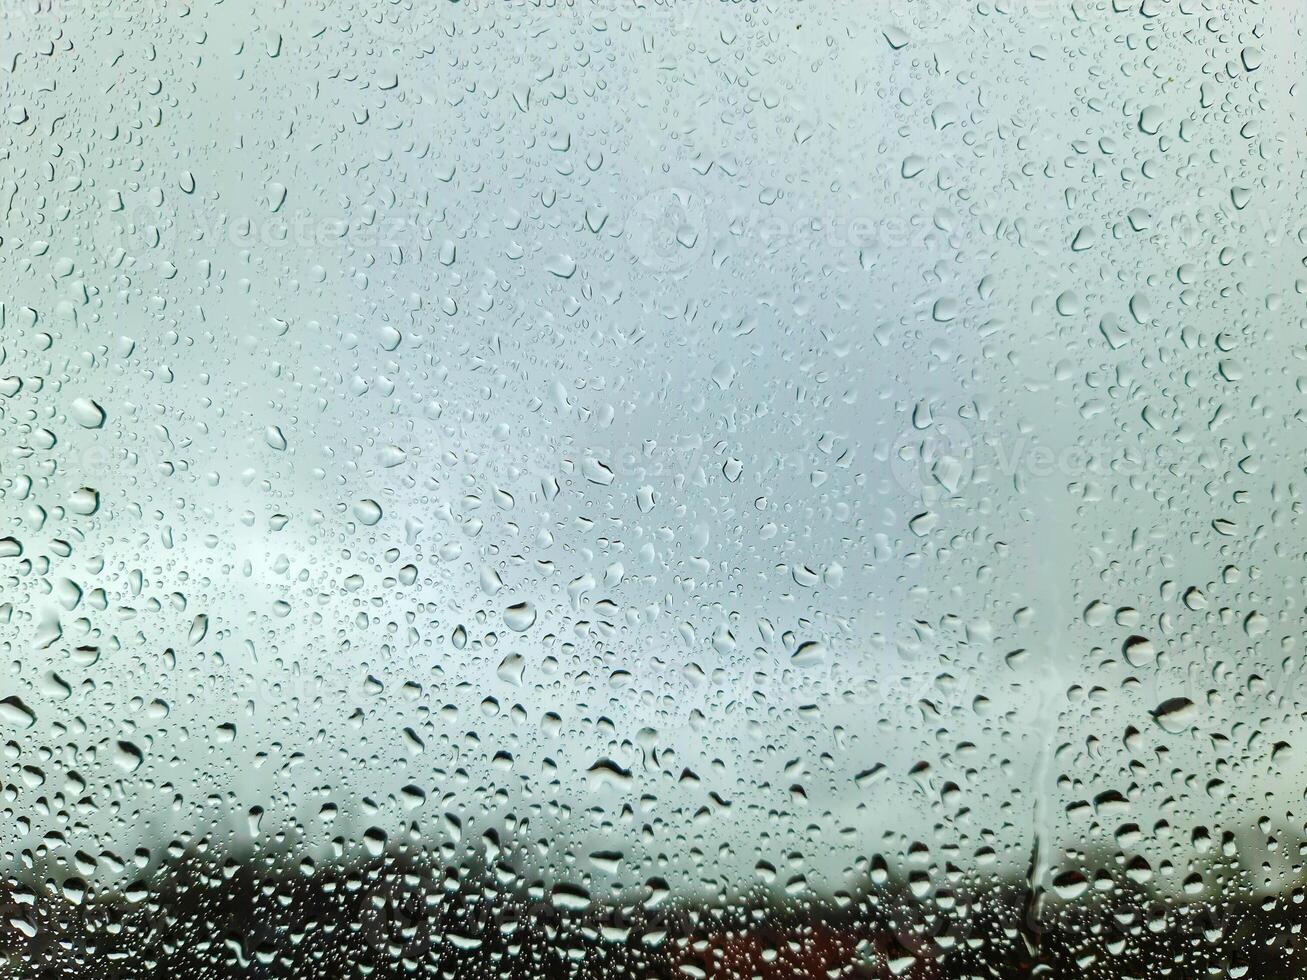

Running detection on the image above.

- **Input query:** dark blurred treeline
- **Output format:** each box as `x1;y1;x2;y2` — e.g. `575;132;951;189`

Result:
0;838;1290;979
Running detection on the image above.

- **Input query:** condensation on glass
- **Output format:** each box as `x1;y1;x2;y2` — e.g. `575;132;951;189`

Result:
0;1;1292;977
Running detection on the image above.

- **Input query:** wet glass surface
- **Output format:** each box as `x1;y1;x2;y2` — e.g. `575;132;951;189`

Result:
0;1;1300;977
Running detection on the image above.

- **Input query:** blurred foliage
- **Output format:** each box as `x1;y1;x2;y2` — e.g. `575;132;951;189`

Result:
0;838;1276;979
